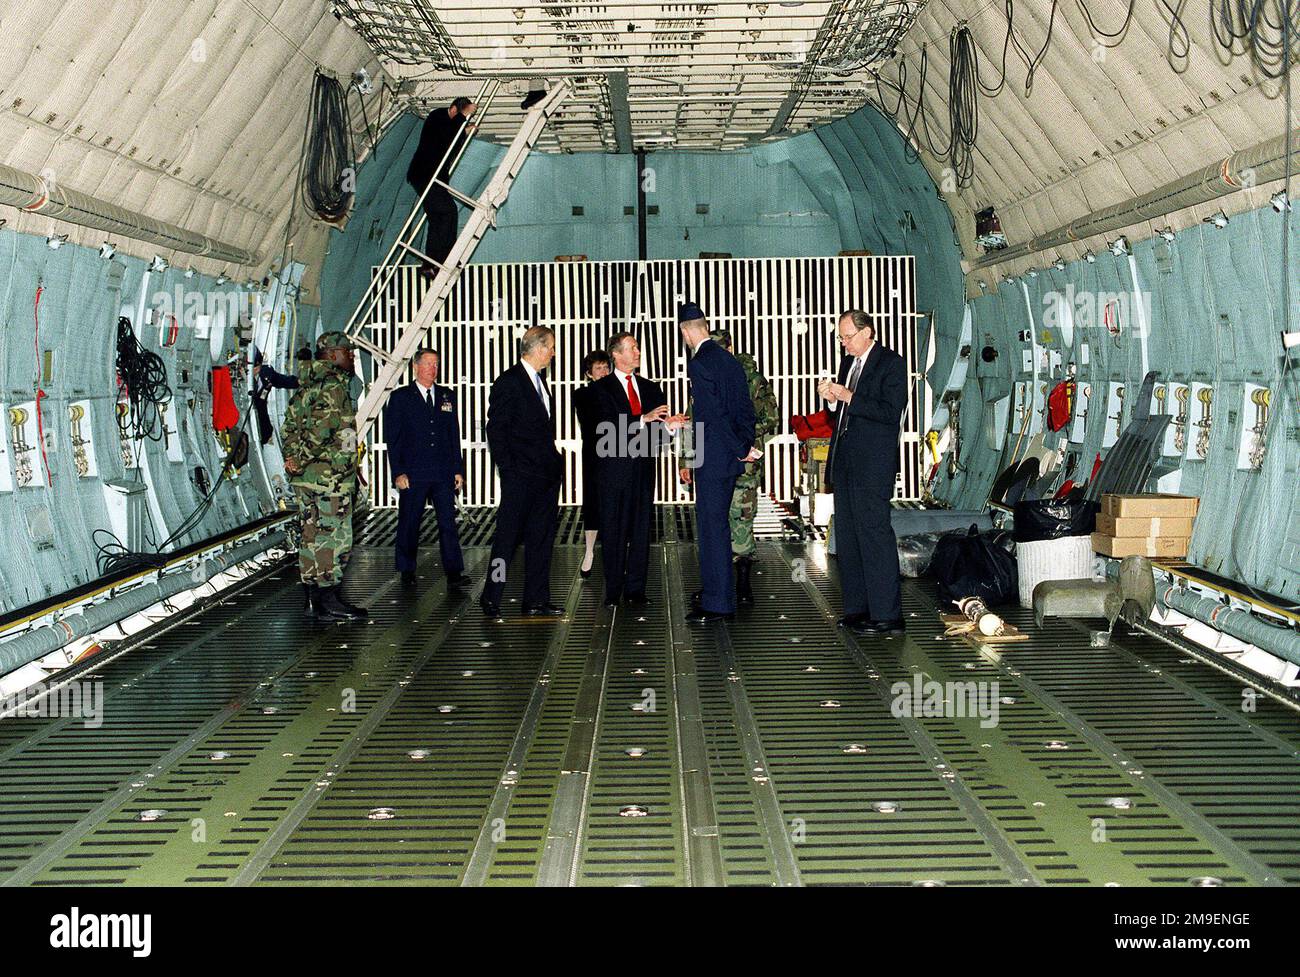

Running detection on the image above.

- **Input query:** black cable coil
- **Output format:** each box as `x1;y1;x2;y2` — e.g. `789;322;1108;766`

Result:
300;70;357;223
115;316;171;442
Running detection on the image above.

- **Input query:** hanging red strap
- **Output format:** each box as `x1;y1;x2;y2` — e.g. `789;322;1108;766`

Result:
211;366;239;431
33;285;52;486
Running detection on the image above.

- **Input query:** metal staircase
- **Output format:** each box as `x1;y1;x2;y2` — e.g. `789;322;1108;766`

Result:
345;79;570;438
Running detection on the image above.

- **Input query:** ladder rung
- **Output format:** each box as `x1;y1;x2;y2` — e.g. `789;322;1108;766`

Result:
396;240;446;270
432;180;491;212
350;335;392;360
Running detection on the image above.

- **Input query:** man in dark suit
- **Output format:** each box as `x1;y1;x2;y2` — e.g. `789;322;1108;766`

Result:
482;326;564;617
676;303;756;623
592;332;671;607
405;97;477;278
385;349;469;591
819;309;909;635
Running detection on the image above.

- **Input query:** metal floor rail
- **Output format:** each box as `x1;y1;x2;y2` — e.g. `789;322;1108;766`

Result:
1;533;1298;886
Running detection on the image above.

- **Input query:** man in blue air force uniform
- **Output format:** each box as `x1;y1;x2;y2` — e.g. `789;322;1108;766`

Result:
384;348;470;591
676;303;756;623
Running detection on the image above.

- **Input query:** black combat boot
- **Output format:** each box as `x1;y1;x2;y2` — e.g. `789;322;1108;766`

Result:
319;585;369;621
735;557;755;605
303;583;321;618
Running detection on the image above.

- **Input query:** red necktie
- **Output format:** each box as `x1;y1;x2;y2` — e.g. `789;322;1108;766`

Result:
626;374;641;416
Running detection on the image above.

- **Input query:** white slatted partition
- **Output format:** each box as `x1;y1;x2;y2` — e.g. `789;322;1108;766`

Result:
361;256;921;508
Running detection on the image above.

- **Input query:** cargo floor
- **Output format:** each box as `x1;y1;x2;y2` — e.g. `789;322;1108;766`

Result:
2;515;1299;886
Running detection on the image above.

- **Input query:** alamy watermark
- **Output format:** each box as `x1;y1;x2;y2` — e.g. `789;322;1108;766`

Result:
890;673;1000;729
1;679;104;729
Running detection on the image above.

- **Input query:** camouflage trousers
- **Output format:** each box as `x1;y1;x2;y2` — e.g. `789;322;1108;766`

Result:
294;486;356;586
729;461;762;560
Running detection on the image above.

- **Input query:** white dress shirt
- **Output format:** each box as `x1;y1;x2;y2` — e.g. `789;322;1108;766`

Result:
521;360;550;416
415;378;435;407
613;367;641;410
827;342;874;412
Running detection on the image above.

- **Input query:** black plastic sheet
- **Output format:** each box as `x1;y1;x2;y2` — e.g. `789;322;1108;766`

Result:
1012;497;1099;542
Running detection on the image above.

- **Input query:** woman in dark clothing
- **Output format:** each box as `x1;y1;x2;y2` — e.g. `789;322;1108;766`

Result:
572;349;611;578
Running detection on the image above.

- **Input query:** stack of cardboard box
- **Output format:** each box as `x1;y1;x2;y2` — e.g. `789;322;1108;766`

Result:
1091;494;1199;558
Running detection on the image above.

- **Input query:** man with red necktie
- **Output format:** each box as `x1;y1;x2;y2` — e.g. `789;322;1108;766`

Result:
591;331;672;606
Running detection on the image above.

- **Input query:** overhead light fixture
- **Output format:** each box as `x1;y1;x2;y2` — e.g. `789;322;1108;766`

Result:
216;272;228;285
1027;268;1038;278
977;279;987;291
183;267;195;279
1084;250;1097;263
1271;190;1291;213
1158;227;1175;242
150;255;168;272
1283;330;1300;351
46;234;68;250
1108;236;1129;256
1053;257;1066;270
99;241;116;260
1204;210;1229;229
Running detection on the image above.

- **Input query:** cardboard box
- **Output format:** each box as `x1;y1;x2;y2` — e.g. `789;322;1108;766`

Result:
1096;512;1196;538
1091;532;1189;558
1102;493;1199;519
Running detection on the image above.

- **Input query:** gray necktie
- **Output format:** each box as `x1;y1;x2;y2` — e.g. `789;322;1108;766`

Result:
533;372;548;414
835;357;862;436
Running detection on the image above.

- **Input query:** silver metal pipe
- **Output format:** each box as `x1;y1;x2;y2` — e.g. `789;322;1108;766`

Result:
972;126;1300;271
1158;585;1300;667
0;532;284;677
0;162;257;266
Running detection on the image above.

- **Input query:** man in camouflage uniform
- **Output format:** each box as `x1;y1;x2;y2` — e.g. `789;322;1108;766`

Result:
680;330;779;603
281;331;369;622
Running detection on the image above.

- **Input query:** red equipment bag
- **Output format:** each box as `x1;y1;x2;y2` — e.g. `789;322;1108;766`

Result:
792;409;834;441
1046;379;1075;432
211;366;239;432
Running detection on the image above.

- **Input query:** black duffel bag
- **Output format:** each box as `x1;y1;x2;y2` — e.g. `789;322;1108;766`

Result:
930;525;1019;607
1012;496;1099;542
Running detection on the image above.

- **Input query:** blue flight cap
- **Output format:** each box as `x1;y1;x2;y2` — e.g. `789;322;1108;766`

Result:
678;301;705;324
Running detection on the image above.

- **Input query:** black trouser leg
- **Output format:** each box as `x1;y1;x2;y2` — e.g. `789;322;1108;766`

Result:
422;190;458;268
429;479;464;575
521;479;560;607
394;481;431;573
859;485;901;622
484;479;528;608
834;478;868;618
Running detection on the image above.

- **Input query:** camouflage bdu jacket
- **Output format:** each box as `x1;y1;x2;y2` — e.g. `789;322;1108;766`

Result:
281;360;359;496
681;351;779;472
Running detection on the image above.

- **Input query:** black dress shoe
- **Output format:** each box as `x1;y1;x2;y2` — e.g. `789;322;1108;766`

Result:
447;572;472;589
837;612;869;628
685;606;734;623
850;618;906;636
480;598;501;618
624;592;647;606
401;571;417;588
523;603;565;617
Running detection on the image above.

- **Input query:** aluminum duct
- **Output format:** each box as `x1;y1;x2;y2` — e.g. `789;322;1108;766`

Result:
0;532;284;676
1158;585;1300;668
0;162;258;266
972;126;1300;271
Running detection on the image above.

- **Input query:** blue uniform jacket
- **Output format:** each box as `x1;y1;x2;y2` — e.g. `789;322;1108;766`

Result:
687;339;756;482
384;381;464;482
